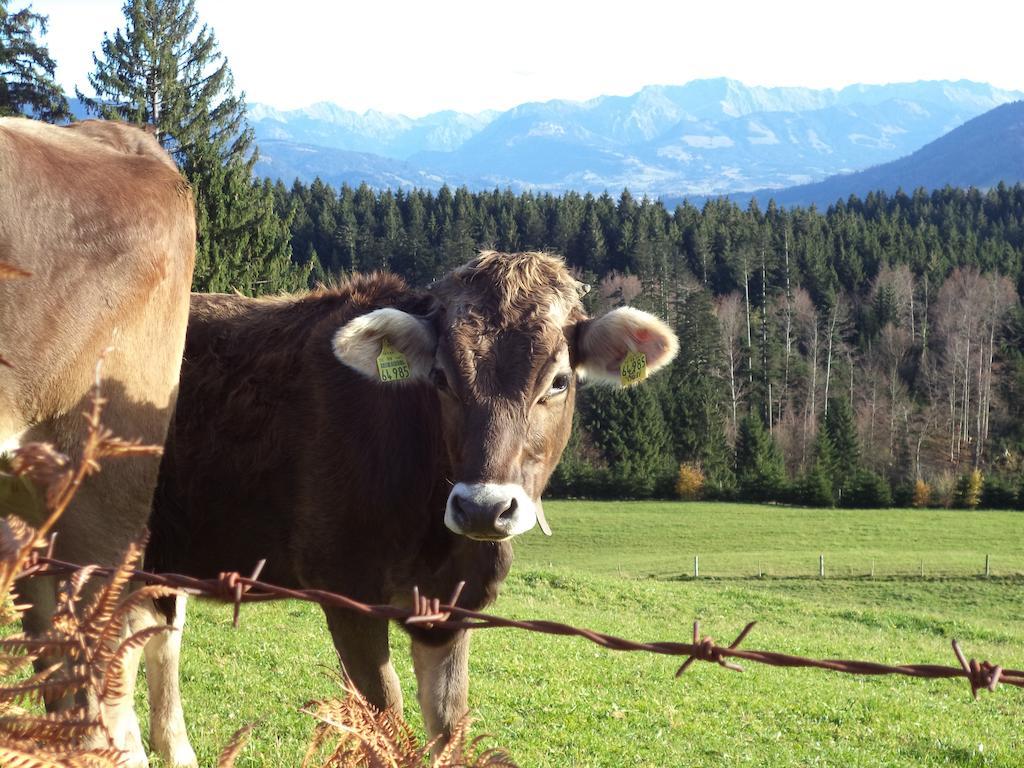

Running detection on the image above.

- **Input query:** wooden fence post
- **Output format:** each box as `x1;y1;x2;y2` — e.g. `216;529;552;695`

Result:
819;554;825;578
694;555;699;579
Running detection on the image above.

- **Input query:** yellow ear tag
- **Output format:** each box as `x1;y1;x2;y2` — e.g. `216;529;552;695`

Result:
376;340;411;383
620;350;648;386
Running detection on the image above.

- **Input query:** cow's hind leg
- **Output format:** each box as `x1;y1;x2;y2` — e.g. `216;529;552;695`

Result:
133;594;197;768
323;609;403;715
411;630;470;751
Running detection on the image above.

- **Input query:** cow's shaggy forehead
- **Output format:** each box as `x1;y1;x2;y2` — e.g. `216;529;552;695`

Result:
430;251;585;397
430;250;585;326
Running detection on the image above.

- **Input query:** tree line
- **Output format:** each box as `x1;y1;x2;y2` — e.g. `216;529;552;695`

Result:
272;178;1024;507
4;0;1024;508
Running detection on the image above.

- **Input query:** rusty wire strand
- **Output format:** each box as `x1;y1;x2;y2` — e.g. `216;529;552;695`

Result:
20;555;1023;700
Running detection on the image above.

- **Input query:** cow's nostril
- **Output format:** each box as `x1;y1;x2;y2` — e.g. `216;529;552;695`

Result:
452;494;468;525
497;497;518;522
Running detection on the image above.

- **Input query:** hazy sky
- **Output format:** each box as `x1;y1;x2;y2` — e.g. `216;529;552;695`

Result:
29;0;1024;117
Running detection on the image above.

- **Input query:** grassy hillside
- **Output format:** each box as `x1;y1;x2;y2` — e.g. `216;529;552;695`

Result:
148;502;1024;767
521;501;1024;578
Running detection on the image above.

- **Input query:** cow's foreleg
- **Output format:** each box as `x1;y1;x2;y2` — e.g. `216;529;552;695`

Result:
324;610;403;714
100;601;148;768
133;594;197;768
411;630;470;750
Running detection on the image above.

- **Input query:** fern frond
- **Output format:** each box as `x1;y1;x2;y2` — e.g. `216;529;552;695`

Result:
0;709;103;741
81;542;143;636
300;721;334;768
59;750;130;768
98;625;169;705
0;652;37;677
431;717;472;766
0;516;38;598
303;691;430;768
0;746;66;768
0;659;86;706
0;635;77;653
216;722;255;768
0;515;35;559
0;673;91;707
90;585;179;671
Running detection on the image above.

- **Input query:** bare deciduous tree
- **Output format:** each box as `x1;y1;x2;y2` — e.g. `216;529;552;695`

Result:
715;292;746;438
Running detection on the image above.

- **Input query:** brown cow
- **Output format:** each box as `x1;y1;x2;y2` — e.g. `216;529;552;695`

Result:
0;118;195;766
147;251;677;750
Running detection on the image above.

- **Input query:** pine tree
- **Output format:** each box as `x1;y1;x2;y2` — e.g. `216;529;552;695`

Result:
545;410;603;498
661;286;734;495
734;413;787;502
0;2;70;121
78;0;247;161
823;396;860;503
797;431;835;506
581;385;674;498
79;0;301;294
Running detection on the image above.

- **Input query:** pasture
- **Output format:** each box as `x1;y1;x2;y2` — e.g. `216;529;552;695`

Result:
142;502;1024;767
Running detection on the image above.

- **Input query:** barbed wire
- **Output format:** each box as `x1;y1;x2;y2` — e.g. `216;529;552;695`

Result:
20;553;1024;700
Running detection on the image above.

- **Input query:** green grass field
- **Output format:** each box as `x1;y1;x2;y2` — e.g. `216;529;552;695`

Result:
140;503;1024;767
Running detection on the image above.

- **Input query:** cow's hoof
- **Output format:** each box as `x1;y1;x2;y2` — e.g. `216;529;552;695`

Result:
119;748;150;768
154;740;198;768
104;719;148;768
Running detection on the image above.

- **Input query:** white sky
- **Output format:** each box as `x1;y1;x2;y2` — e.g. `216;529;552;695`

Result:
29;0;1024;117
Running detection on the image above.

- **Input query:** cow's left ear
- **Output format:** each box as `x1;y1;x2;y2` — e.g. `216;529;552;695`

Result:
332;308;436;383
574;306;678;386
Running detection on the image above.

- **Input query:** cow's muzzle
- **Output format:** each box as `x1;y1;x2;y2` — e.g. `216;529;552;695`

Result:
444;482;537;540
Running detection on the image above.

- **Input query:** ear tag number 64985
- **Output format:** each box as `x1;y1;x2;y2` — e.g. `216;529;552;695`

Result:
377;340;411;382
620;350;647;386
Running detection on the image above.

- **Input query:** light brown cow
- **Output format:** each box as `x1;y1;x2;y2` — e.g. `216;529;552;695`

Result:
0;117;195;766
147;251;678;754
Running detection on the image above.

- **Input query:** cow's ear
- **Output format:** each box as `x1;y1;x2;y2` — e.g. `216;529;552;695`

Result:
332;308;436;382
574;306;678;386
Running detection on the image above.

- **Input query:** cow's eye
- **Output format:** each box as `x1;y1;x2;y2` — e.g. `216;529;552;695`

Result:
431;368;449;392
548;373;570;396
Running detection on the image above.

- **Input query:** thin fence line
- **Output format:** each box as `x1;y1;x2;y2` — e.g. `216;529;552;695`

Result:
18;554;1024;701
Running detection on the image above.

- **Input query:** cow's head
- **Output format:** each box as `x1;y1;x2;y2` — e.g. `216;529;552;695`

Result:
332;251;677;541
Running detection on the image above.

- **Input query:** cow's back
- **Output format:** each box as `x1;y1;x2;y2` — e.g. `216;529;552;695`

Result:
149;279;458;600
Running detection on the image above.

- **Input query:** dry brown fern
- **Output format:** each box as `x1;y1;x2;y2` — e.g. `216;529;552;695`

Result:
216;722;257;768
0;526;172;765
0;381;168;767
300;674;517;768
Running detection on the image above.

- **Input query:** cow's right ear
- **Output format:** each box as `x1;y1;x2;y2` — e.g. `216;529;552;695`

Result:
332;308;436;382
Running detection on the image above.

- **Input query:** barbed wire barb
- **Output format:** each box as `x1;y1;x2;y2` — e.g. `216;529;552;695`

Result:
952;638;1003;699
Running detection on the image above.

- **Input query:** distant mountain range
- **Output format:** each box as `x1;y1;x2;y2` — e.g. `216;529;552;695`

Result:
721;100;1024;208
249;79;1024;198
